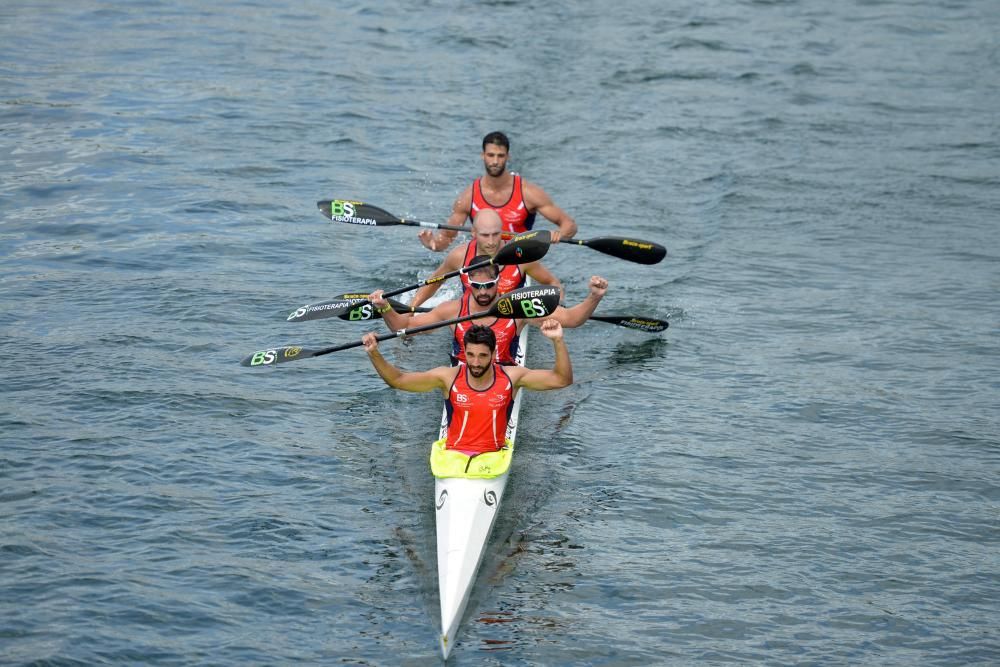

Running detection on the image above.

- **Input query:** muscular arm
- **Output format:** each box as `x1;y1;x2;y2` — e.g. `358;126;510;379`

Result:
523;181;577;241
418;188;472;252
409;244;465;308
364;333;455;394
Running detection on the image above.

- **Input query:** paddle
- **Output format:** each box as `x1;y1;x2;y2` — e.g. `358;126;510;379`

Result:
319;199;468;232
337;295;420;320
242;285;562;367
285;229;551;322
285;293;427;323
302;296;668;332
558;237;666;265
318;199;667;264
588;315;669;333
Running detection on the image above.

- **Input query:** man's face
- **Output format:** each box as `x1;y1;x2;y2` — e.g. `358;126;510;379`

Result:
468;270;499;307
465;343;494;377
481;143;508;178
472;219;504;256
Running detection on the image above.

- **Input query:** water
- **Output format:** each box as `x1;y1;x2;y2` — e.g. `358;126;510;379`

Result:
2;1;998;664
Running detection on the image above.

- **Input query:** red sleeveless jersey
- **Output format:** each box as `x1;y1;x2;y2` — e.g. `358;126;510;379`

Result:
460;239;525;294
470;173;537;233
444;363;515;454
453;291;519;365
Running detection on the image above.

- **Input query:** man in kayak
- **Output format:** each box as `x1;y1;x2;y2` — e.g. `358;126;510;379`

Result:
370;263;608;366
410;208;562;308
362;319;572;455
418;131;578;252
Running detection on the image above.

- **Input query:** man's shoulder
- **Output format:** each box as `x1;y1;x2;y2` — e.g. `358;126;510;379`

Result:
503;362;528;383
433;297;464;317
454;183;475;206
425;364;460;385
519;177;551;204
444;240;472;266
518;175;546;190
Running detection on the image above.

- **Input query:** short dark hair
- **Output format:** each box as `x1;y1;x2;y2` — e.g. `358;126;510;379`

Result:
482;131;509;151
464;324;496;353
469;255;499;279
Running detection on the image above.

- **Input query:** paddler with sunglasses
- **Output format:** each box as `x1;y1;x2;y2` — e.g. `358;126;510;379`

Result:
370;260;608;366
408;208;563;309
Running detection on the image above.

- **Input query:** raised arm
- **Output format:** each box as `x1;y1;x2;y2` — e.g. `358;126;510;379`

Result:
418;187;473;252
409;244;466;308
523;181;577;243
512;319;572;390
362;331;454;394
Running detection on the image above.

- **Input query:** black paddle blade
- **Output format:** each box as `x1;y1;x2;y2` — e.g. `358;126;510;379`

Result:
490;284;562;319
577;237;667;264
317;199;399;226
241;345;320;367
589;315;670;332
493;229;552;265
287;294;363;322
335;297;420;321
288;293;426;323
332;293;377;321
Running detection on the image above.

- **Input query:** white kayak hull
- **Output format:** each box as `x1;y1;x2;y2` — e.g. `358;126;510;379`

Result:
435;472;509;659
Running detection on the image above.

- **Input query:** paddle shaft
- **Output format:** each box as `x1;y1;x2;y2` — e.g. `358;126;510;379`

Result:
351;306;666;332
409;220;667;263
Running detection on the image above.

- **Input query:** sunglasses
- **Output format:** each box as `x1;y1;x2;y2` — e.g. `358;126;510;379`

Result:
468;278;498;290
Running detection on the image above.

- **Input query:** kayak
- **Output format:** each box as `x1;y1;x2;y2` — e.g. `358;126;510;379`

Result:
432;310;530;660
